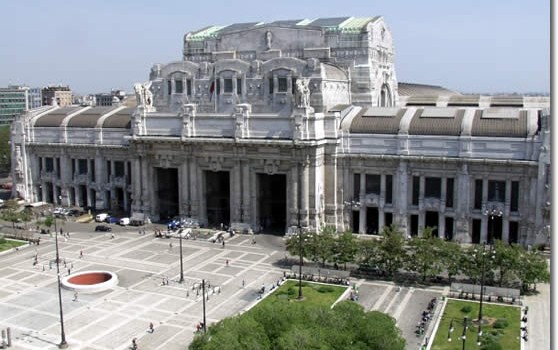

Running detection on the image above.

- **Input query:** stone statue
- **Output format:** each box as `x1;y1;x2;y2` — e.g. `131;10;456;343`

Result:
296;78;310;108
14;145;23;179
134;81;153;108
265;31;272;50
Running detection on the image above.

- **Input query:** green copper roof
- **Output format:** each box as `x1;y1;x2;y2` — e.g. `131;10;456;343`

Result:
185;17;380;42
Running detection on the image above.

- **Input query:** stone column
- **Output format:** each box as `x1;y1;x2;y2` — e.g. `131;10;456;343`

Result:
481;178;489;243
242;161;250;224
232;161;241;222
290;164;299;227
189;157;198;218
197;165;206;226
301;159;309;228
359;172;366;234
455;163;471;242
131;157;141;212
503;179;512;243
418;176;425;235
440;177;447;238
180;158;189;216
438;215;445;239
393;160;409;235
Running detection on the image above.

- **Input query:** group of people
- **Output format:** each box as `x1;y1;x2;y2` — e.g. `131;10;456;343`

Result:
521;307;529;342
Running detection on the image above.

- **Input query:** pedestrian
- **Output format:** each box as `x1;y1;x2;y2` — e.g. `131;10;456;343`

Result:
149;322;154;333
79;250;83;258
222;240;225;248
251;236;256;245
68;268;71;275
169;242;173;251
111;233;115;239
131;338;138;350
73;291;78;302
49;260;52;269
225;259;229;267
242;279;245;288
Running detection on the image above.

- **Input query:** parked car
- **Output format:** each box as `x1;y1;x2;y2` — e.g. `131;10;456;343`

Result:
95;213;109;222
119;217;130;226
95;225;112;232
105;216;119;224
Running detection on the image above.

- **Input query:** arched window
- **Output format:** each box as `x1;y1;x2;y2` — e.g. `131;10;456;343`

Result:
380;83;392;107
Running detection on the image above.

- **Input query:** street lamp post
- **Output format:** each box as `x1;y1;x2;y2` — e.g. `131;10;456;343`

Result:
201;279;207;333
474;242;495;346
53;214;68;348
179;228;184;283
297;208;304;300
461;316;468;350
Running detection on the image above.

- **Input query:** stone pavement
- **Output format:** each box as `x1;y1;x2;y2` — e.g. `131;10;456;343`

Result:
0;226;549;350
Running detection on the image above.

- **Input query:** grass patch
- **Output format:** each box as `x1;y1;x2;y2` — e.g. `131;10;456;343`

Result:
431;299;520;350
252;280;347;309
0;238;26;252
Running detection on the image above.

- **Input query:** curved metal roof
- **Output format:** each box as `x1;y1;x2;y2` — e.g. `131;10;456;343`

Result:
67;107;118;128
34;107;81;127
471;109;529;137
102;107;132;128
408;108;464;136
349;107;406;134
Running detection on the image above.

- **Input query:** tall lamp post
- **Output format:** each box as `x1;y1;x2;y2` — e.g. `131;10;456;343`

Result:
447;316;468;350
52;214;68;348
473;242;495;346
178;228;184;283
201;279;207;333
297;208;304;300
483;205;503;244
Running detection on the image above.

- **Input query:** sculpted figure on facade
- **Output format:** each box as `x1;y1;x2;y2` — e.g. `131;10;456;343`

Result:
265;31;273;50
134;81;153;107
296;78;311;108
14;145;23;180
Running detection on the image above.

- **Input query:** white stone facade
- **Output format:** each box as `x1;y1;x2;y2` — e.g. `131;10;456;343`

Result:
11;17;550;246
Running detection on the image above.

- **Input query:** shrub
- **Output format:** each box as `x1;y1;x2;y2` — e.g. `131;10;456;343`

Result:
460;305;472;313
287;287;296;296
492;318;509;329
0;235;5;244
317;286;334;293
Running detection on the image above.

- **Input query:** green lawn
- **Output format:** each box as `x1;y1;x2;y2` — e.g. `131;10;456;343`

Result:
431;299;521;350
250;279;347;310
0;238;26;252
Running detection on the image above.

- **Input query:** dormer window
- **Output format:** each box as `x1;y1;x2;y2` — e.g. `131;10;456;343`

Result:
175;79;184;94
224;78;233;93
278;77;288;92
268;69;295;95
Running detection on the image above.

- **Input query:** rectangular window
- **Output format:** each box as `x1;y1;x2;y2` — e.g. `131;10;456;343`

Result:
488;180;506;202
278;77;288;92
474;179;483;209
446;178;454;208
127;162;132;185
78;159;87;174
412;176;420;205
56;158;61;179
384;212;393;227
365;174;381;195
224;78;233;93
114;161;125;177
237;78;242;95
167;80;171;95
511;181;519;212
385;175;393;204
186;79;192;96
353;173;360;199
445;217;454;240
269;78;274;94
45;157;54;172
90;159;95;182
425;177;441;198
175;79;183;93
509;221;519;244
410;215;419;236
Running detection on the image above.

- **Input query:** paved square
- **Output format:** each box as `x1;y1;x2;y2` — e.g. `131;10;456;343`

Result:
0;224;548;349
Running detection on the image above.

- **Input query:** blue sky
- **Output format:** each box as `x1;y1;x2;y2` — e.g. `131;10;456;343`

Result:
0;0;550;95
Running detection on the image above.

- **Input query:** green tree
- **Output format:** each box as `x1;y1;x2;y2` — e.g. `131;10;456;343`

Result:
439;240;463;284
405;228;444;282
375;225;406;277
334;230;358;270
0;201;31;238
460;244;497;285
516;250;550;292
357;238;379;266
493;240;522;287
285;230;313;262
309;225;336;267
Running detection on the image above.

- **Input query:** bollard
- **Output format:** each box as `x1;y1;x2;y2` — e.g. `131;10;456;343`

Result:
1;329;5;349
6;327;10;347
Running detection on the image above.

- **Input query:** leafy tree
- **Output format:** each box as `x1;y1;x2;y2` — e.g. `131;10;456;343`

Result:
405;228;444;282
439;240;463;284
357;238;379;266
374;225;406;277
334;230;358;270
310;225;336;267
460;244;497;285
493;240;522;287
190;299;405;350
0;201;31;238
285;230;314;263
516;250;550;292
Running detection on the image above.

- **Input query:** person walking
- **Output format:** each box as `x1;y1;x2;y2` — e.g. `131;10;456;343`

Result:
242;279;245;288
73;291;78;302
79;250;83;258
225;259;229;267
149;322;154;333
169;242;173;251
222;240;225;249
131;338;138;350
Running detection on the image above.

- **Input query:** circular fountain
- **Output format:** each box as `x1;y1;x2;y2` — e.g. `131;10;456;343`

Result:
61;271;118;293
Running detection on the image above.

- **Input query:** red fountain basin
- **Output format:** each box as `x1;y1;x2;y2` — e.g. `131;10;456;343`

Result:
61;271;118;293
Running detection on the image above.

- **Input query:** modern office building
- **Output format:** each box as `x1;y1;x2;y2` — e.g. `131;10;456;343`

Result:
0;85;28;124
11;17;550;246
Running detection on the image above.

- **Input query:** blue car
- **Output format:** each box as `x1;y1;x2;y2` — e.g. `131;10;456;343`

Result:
105;216;119;224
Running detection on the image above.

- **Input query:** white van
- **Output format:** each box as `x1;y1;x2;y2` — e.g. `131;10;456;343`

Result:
95;213;109;222
119;217;130;226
